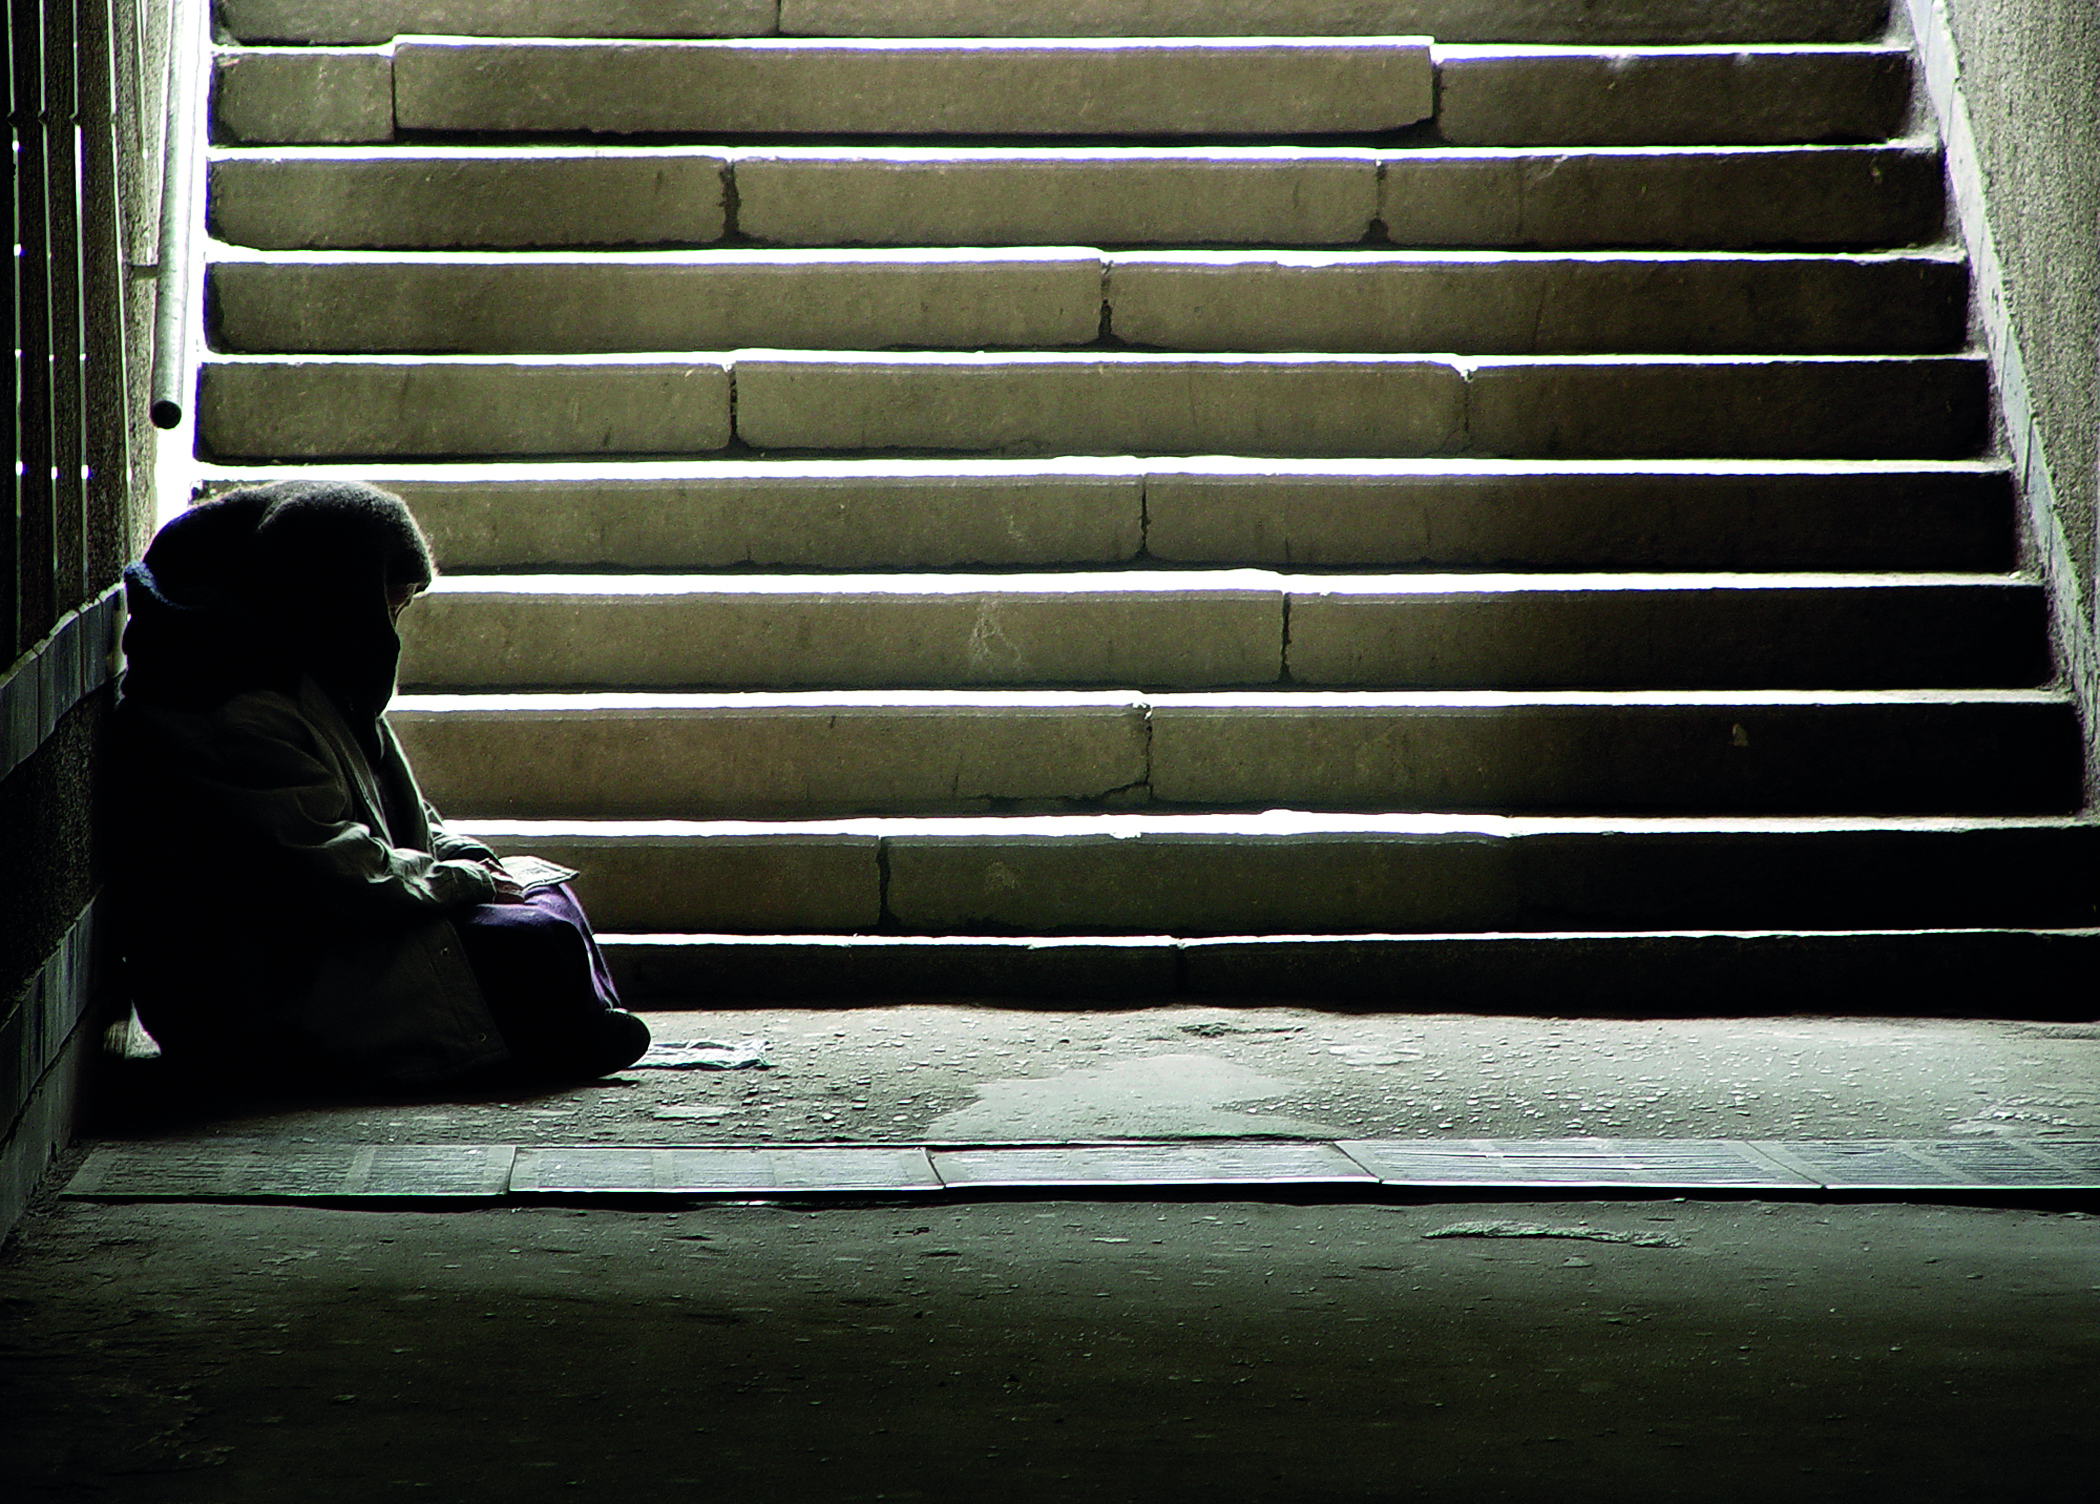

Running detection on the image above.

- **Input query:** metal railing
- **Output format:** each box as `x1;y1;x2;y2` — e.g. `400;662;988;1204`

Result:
148;0;205;429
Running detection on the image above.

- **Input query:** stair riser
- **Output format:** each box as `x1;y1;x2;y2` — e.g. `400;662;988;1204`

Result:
393;700;2081;817
214;41;1896;147
778;1;1891;45
209;147;1943;252
219;0;1891;47
396;584;2047;690
1434;48;1908;147
391;39;1435;138
452;825;2100;934
197;355;1989;461
209;254;1968;357
367;465;2014;574
604;931;2100;1010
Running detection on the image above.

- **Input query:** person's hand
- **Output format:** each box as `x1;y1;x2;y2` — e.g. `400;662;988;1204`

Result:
480;859;529;903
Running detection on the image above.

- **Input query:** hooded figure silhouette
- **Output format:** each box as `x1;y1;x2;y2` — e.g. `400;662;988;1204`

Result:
116;481;648;1090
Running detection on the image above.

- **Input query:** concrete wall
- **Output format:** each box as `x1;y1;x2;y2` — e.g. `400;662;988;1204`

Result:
1903;0;2100;787
1;0;171;1240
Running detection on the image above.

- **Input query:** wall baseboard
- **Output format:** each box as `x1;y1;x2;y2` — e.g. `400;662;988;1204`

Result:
0;900;108;1242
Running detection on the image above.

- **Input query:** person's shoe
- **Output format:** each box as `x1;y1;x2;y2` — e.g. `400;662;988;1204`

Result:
574;1009;652;1078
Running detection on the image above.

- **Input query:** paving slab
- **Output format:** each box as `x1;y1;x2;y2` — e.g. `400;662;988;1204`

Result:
209;149;732;250
61;1142;515;1200
1433;44;1911;146
1752;1139;2100;1191
510;1145;941;1193
1339;1137;1812;1188
929;1141;1377;1188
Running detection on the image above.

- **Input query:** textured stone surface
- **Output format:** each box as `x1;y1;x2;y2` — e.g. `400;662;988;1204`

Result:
1145;693;2080;813
392;37;1433;136
388;465;1145;570
1433;45;1912;146
209;251;1104;353
454;826;881;932
734;148;1379;247
1464;356;1989;459
210;49;393;145
1379;146;1945;249
734;353;1469;456
1283;579;2050;689
219;0;776;43
393;697;1152;816
195;358;733;460
778;0;1890;44
399;580;1283;688
1106;252;1967;354
1139;463;2015;571
209;150;731;251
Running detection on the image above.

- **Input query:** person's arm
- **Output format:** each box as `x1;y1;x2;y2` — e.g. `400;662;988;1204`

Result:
177;694;499;917
424;806;499;864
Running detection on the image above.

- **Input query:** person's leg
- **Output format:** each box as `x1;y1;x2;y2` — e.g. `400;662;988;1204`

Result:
453;887;648;1078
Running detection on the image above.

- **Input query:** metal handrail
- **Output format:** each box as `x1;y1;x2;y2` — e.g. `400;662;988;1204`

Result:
149;0;205;430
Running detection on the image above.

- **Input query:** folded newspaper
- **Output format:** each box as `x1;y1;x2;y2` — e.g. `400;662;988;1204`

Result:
496;855;580;891
634;1039;772;1070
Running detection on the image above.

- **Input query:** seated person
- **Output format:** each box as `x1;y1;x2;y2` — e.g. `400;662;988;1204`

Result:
114;479;650;1089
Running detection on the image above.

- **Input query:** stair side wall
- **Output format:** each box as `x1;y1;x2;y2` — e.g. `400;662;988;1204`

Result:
1;0;169;1243
1902;0;2100;800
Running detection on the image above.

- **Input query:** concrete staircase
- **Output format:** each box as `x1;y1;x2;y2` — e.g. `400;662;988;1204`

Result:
194;0;2100;1007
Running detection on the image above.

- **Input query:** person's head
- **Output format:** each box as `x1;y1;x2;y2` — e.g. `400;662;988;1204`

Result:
123;480;436;743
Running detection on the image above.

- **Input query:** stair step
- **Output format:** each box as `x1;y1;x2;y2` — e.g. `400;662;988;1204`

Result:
1433;45;1909;147
774;1;1892;46
213;39;1906;147
389;689;2080;818
389;37;1438;138
196;352;1988;461
198;459;2011;574
208;144;1944;251
207;249;1969;357
221;38;1915;148
443;814;2100;934
601;928;2100;1007
393;572;2048;691
217;0;1890;47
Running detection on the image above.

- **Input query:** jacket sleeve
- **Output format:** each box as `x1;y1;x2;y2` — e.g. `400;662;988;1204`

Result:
161;693;498;917
426;806;500;864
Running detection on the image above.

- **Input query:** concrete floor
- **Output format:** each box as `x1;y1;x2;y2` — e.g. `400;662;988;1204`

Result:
83;1005;2100;1146
6;1006;2098;1500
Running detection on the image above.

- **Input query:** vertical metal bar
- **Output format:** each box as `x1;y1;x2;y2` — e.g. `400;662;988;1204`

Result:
45;0;86;614
12;0;56;656
3;3;20;659
148;0;199;429
79;0;134;591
